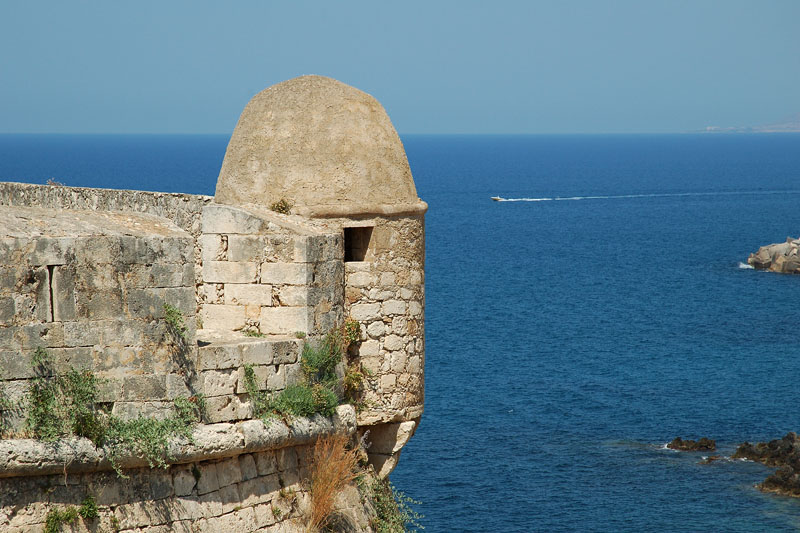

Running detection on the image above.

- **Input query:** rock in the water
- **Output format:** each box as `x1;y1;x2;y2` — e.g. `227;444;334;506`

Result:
699;455;722;464
667;437;716;451
732;432;800;467
733;432;800;497
747;237;800;274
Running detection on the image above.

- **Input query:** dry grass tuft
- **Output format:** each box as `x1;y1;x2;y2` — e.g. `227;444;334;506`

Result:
308;434;361;531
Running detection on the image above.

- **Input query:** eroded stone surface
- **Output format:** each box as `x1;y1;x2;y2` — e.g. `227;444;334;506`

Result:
215;75;425;217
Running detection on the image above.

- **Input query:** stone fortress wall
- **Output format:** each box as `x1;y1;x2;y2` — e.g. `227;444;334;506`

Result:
0;75;426;532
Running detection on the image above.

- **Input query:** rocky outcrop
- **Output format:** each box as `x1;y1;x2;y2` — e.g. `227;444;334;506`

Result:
667;437;716;451
733;432;800;497
747;237;800;273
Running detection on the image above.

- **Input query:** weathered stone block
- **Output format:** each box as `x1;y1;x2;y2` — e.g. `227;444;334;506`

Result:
216;457;243;487
359;339;380;357
272;340;301;364
259;307;309;335
276;285;308;306
312;260;344;288
255;451;278;476
15;322;65;349
201;304;247;332
111;401;173;421
203;261;257;284
383;334;404;352
381;300;407;316
150;470;175;500
241;341;273;365
49;346;93;372
196;463;220;495
122;375;167;401
227;235;267;262
201;204;269;235
197;491;225;517
239;475;280;507
204;394;248;423
285;362;302;386
266;365;286;390
351;303;380;322
0;296;14;324
0;350;34;380
239;453;258;481
200;234;225;263
202;369;238;397
366;320;386;338
260;262;312;286
198;342;242;370
166;374;193;400
347;271;374;288
224;283;272;306
277;447;298;472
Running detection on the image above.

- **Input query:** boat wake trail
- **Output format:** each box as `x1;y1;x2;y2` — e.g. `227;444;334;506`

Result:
492;190;800;202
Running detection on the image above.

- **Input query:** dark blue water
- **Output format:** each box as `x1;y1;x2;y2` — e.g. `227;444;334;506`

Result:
2;133;800;531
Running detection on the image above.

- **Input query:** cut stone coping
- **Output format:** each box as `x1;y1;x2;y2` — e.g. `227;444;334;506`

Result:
0;205;188;238
293;200;428;218
0;405;355;478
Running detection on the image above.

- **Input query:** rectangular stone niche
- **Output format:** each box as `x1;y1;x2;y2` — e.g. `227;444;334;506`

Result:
344;226;372;262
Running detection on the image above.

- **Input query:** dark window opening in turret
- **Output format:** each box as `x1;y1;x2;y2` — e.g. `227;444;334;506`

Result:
344;227;373;262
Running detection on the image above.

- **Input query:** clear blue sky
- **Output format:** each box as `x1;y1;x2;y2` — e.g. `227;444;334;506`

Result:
2;0;798;134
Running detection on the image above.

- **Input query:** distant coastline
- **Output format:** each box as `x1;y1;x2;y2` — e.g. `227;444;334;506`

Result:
699;112;800;133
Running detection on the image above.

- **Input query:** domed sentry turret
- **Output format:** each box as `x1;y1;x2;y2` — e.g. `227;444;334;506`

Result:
215;75;427;218
210;76;426;477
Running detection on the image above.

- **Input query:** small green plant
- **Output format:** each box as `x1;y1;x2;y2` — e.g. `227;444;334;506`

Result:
300;331;342;386
243;328;265;338
343;319;360;347
104;395;204;477
270;198;293;214
343;365;365;401
242;364;272;419
294;331;307;339
23;348;205;477
44;506;78;533
78;495;99;519
26;347;105;445
370;477;424;532
163;303;187;342
272;504;283;519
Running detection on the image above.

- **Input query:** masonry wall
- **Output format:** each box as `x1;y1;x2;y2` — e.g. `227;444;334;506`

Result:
0;207;198;428
0;182;214;313
0;407;372;533
343;215;425;428
199;204;343;337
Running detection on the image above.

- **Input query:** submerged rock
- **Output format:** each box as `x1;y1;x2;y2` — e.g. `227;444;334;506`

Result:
699;455;722;464
667;437;716;452
733;432;800;497
747;237;800;274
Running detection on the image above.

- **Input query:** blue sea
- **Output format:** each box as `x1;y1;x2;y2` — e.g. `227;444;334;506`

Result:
2;133;800;531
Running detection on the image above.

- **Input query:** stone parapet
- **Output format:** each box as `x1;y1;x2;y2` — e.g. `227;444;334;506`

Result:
0;406;373;533
0;181;214;313
0;405;355;478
